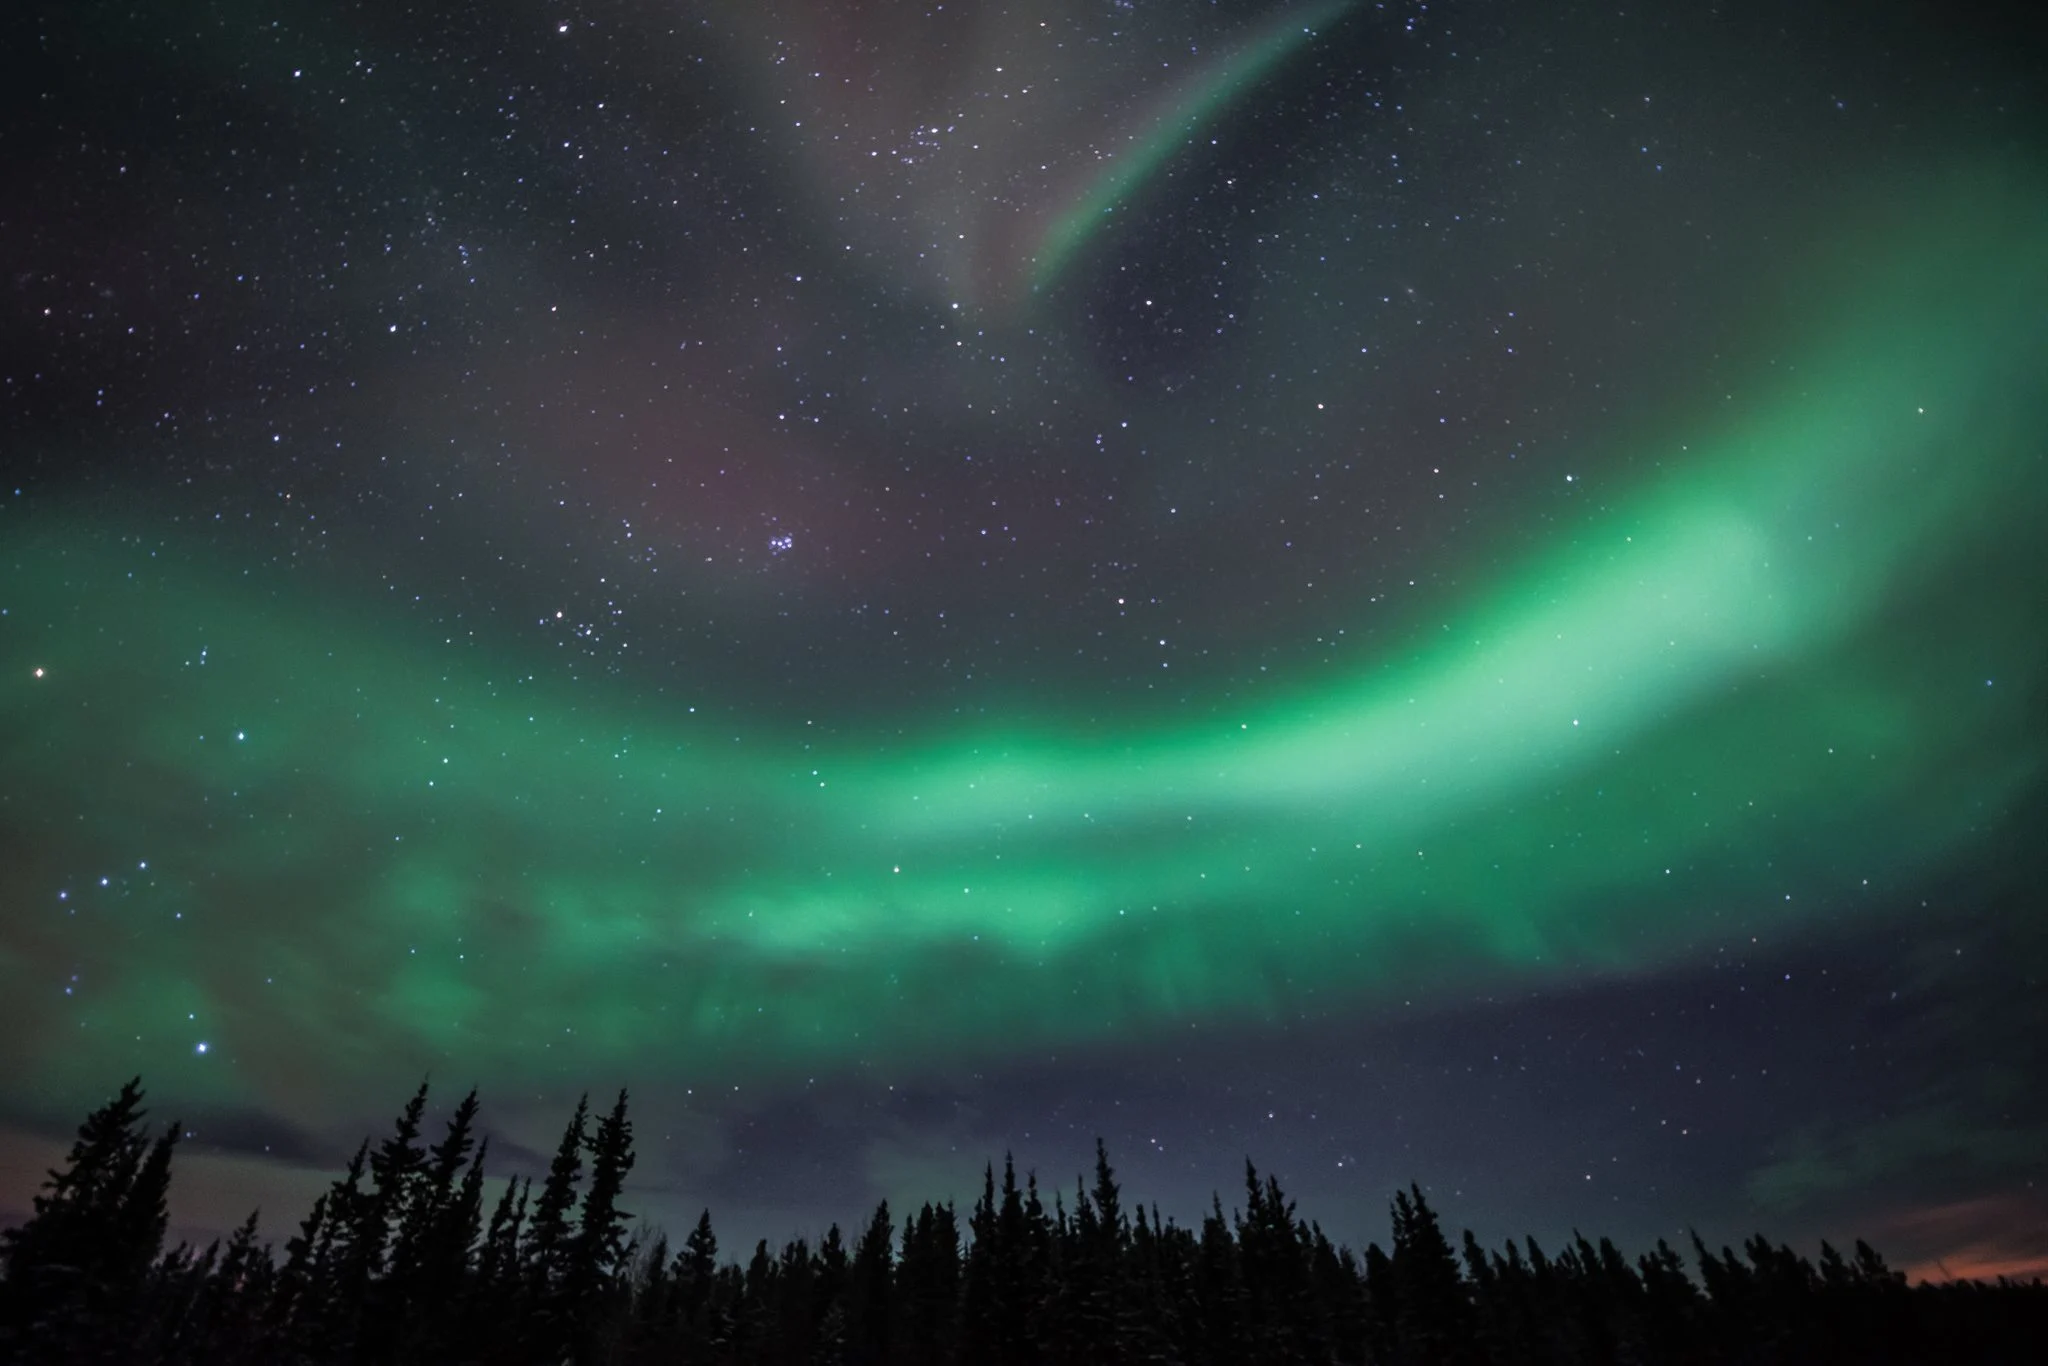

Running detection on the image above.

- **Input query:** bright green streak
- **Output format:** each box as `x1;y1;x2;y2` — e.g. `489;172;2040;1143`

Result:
1027;0;1355;295
2;172;2044;1114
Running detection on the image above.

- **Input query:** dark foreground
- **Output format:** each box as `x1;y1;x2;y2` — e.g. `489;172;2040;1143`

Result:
2;1080;2041;1365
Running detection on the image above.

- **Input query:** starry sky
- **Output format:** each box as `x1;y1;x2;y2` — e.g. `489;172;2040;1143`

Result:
4;0;2046;1281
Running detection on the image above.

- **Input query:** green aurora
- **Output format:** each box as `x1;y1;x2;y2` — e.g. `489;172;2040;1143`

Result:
3;172;2045;1122
1026;0;1357;296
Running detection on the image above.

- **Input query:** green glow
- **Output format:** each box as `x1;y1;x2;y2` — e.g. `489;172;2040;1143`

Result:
1026;0;1355;295
2;174;2044;1115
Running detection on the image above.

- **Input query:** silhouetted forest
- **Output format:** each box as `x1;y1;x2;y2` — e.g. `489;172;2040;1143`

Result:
2;1080;2041;1364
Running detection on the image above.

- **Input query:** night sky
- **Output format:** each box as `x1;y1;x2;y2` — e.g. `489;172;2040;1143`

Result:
5;0;2046;1282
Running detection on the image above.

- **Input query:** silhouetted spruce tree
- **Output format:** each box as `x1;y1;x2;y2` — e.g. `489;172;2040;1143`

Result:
524;1091;590;1354
1543;1232;1596;1364
0;1077;179;1363
962;1163;1001;1365
562;1088;636;1361
389;1089;483;1358
620;1227;670;1363
144;1235;221;1363
1234;1163;1326;1365
1127;1201;1195;1366
441;1137;488;1280
15;1074;2048;1366
116;1122;178;1290
813;1297;849;1366
1386;1185;1475;1366
846;1200;894;1366
1021;1171;1065;1364
293;1138;369;1353
772;1234;824;1366
668;1207;721;1358
1310;1221;1368;1365
814;1223;850;1361
1081;1140;1138;1364
1756;1231;1865;1361
153;1208;271;1366
335;1079;429;1359
477;1170;528;1289
467;1170;530;1359
1458;1230;1505;1364
1362;1240;1400;1366
1041;1180;1077;1365
1191;1193;1249;1366
1462;1238;1518;1366
1638;1236;1708;1366
966;1154;1046;1366
898;1201;961;1366
708;1262;746;1363
733;1237;778;1363
1130;1204;1196;1366
388;1089;470;1276
1847;1239;1923;1364
266;1189;328;1352
1473;1232;1575;1366
1585;1232;1649;1365
1692;1230;1761;1360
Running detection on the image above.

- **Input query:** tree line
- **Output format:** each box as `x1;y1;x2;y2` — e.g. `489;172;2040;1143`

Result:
0;1079;2040;1364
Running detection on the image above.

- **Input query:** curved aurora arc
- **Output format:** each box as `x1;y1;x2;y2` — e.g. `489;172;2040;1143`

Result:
1025;0;1357;296
3;179;2045;1110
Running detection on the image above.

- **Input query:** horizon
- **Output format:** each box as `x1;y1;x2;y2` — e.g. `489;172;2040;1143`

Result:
6;1075;2039;1290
